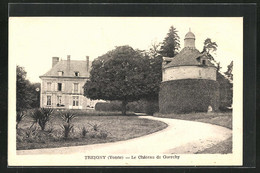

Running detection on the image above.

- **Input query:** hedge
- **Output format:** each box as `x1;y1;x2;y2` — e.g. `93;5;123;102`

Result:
95;100;159;115
159;79;219;114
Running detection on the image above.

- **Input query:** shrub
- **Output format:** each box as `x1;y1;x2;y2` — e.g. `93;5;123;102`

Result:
95;102;122;112
61;124;74;139
88;123;101;131
145;100;159;115
81;126;88;137
16;111;27;129
60;111;77;124
31;108;54;130
60;111;77;139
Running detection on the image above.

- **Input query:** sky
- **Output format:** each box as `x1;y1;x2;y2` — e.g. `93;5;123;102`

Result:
9;17;243;83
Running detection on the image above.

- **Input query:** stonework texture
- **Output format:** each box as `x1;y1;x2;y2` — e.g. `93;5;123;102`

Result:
163;66;216;81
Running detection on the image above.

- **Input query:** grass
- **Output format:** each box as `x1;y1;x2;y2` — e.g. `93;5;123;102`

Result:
154;112;232;154
17;113;167;150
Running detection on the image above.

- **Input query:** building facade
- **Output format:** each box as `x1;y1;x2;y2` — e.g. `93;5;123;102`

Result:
159;30;219;114
40;55;99;109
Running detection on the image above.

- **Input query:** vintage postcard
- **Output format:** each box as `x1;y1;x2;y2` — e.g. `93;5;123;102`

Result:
8;17;243;166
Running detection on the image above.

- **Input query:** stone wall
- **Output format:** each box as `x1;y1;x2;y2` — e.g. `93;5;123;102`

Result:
163;66;216;81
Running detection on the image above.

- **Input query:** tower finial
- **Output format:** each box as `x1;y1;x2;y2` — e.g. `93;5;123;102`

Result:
189;28;191;32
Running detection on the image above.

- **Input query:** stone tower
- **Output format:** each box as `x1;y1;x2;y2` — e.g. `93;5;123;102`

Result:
159;29;219;114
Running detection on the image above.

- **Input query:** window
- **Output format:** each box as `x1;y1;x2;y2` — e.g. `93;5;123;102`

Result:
202;60;206;65
58;83;62;91
57;96;62;104
73;96;79;106
58;71;63;76
74;83;79;93
47;96;51;106
74;72;79;76
47;82;51;91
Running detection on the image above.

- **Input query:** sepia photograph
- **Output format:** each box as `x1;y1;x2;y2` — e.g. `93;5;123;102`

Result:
8;16;243;166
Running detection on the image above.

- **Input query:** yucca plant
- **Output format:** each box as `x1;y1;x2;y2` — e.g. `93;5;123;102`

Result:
61;123;74;139
31;108;54;131
60;111;77;139
60;111;77;124
81;126;88;137
16;111;27;129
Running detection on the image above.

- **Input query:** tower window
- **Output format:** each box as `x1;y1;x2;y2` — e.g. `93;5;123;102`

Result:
58;83;62;91
58;71;63;76
202;60;206;65
75;72;79;76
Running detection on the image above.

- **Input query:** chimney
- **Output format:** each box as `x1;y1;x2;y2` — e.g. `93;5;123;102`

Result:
67;55;71;71
86;56;89;72
52;57;59;67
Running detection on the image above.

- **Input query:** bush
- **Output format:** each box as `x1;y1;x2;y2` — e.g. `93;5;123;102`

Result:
95;101;122;112
16;111;27;129
61;124;74;139
31;108;54;130
81;126;88;137
60;111;77;139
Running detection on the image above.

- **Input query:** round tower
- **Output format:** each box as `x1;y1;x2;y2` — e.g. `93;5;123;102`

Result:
159;29;219;114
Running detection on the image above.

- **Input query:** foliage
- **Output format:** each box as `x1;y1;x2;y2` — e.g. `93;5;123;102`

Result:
31;108;54;130
60;111;77;124
201;38;218;62
224;61;233;81
217;72;233;111
95;102;123;112
16;111;27;129
16;65;41;112
84;45;160;115
61;123;74;139
60;111;77;139
159;79;219;114
81;126;88;137
159;26;180;57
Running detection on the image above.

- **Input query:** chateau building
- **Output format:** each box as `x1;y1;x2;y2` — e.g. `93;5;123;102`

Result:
159;29;220;113
40;55;99;109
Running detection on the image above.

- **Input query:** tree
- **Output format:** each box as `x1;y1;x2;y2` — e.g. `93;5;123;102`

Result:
201;38;218;62
159;26;180;57
16;65;40;112
84;46;154;115
225;61;233;81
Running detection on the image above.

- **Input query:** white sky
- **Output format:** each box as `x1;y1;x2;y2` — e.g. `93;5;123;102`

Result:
9;17;243;83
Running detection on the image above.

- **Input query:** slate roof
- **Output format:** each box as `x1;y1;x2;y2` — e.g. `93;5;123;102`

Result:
163;47;215;68
185;31;195;39
41;60;92;78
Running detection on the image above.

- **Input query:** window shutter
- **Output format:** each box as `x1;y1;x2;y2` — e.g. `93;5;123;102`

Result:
54;83;57;91
78;83;80;93
62;83;65;92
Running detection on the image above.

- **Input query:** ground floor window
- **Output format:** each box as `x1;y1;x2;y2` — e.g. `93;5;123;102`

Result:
73;96;79;106
47;96;51;106
57;96;62;105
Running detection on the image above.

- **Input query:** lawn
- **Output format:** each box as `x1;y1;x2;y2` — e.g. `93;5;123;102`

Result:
154;112;232;154
17;112;168;150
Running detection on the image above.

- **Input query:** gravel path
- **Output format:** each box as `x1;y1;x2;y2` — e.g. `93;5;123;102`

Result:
17;116;232;155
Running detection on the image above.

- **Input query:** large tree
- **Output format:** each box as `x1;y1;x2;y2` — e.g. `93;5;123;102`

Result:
84;46;156;115
159;26;180;57
16;65;40;112
225;61;233;81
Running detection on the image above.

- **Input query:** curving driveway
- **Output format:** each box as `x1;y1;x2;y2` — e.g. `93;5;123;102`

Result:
17;116;232;155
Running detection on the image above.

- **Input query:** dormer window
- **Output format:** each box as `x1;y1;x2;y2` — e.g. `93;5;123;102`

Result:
74;72;79;76
58;71;63;76
202;60;206;65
